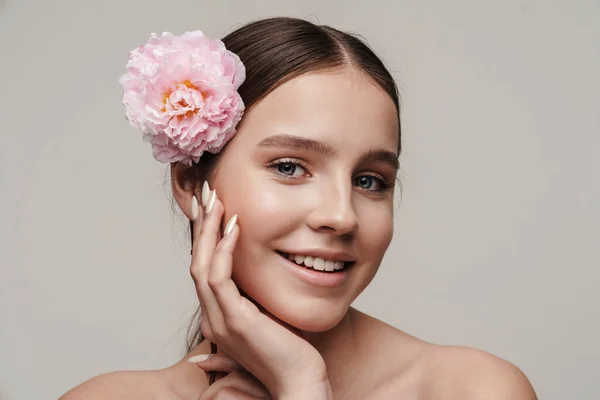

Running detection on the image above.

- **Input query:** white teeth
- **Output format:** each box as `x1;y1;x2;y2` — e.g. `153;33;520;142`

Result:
313;258;325;271
324;260;335;271
282;252;347;272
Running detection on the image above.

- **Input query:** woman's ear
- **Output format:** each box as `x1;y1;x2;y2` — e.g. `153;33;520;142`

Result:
171;162;201;220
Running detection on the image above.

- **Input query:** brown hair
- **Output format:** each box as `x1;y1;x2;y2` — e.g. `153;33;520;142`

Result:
181;16;402;353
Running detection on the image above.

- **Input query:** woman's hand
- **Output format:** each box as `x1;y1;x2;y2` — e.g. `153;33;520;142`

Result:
189;185;332;399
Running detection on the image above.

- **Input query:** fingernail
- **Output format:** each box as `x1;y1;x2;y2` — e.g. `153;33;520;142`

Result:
190;195;199;221
201;181;210;207
206;190;217;214
224;214;238;236
187;354;213;363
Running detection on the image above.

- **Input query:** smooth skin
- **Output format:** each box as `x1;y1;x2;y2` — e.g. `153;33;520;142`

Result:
60;68;537;399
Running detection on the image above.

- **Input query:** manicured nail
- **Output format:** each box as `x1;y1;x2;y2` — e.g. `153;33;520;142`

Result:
206;190;217;214
190;195;199;221
187;354;213;363
224;214;238;236
201;181;210;207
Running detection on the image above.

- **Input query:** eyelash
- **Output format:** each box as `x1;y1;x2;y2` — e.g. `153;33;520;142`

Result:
266;158;395;193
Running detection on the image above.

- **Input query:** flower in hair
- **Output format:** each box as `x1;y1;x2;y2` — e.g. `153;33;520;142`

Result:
119;31;246;165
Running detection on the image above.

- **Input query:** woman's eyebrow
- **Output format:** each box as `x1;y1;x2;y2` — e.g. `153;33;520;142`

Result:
358;149;400;171
256;134;336;157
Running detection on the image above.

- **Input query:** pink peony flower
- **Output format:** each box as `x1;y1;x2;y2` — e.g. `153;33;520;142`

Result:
119;31;246;165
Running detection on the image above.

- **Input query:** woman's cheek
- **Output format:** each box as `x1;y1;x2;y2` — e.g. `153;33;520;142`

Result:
227;178;298;270
360;203;394;255
239;179;300;231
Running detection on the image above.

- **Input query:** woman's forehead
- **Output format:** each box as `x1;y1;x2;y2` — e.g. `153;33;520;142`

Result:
237;69;399;151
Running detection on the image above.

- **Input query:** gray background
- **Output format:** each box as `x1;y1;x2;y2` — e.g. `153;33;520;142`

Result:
1;0;598;399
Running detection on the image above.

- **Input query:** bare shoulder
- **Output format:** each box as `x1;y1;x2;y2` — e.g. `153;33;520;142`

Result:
60;339;212;400
346;310;536;399
59;370;174;400
420;345;537;400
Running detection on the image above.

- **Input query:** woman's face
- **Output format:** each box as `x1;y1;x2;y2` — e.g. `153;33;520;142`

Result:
212;68;399;332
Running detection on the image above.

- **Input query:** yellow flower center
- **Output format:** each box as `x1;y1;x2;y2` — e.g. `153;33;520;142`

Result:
162;80;204;121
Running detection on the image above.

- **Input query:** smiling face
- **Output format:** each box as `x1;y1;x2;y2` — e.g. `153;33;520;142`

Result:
209;68;399;332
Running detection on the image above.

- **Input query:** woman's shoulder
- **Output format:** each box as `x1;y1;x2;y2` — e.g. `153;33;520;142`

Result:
354;312;536;399
59;340;211;400
411;344;537;400
58;370;177;400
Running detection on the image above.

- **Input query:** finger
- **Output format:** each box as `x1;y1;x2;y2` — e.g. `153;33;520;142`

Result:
198;370;270;400
192;189;223;284
191;191;227;330
194;192;244;345
190;353;245;374
191;196;205;258
208;219;252;323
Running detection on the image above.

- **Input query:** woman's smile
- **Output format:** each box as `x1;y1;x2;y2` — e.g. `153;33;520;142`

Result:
274;248;357;287
277;251;352;288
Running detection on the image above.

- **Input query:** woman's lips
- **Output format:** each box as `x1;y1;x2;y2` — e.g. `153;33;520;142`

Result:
278;251;348;271
276;251;352;288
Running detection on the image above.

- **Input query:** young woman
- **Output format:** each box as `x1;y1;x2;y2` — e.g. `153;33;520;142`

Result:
61;17;537;400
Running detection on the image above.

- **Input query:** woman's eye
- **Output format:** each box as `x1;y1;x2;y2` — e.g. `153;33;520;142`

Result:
353;175;385;191
269;160;307;178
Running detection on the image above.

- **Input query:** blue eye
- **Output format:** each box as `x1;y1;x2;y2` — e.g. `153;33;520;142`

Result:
278;162;302;176
353;174;394;193
268;159;308;178
354;175;380;190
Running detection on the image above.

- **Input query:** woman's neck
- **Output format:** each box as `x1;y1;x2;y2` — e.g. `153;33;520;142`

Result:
303;307;374;395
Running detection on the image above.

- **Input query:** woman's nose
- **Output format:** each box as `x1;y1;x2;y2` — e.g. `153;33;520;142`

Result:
306;184;359;236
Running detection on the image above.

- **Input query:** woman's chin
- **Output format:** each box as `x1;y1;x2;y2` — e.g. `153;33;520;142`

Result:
264;301;348;333
288;317;343;333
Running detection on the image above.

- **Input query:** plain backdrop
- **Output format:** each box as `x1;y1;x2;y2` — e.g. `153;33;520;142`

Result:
1;0;599;399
